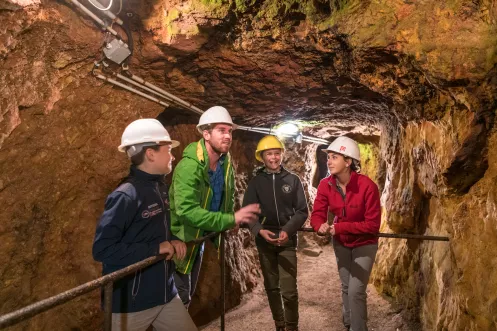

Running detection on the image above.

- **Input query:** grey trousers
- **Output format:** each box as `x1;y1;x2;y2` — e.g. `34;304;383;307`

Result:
333;241;378;331
111;295;197;331
173;243;204;309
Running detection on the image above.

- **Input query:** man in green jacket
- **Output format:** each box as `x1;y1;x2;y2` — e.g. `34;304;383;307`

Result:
169;106;260;308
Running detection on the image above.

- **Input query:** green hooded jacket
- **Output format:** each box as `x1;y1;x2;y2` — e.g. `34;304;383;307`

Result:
169;139;236;274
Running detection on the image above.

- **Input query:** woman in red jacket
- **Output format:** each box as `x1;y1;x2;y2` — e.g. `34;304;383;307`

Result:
310;136;381;331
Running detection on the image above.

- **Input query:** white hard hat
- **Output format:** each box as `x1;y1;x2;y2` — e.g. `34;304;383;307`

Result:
118;119;179;156
322;136;360;162
196;106;238;134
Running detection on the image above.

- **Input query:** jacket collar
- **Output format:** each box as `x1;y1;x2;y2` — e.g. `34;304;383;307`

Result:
256;165;288;176
328;171;358;190
196;139;206;162
129;165;164;182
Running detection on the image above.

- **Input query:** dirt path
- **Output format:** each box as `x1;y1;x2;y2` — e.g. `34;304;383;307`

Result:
200;244;420;331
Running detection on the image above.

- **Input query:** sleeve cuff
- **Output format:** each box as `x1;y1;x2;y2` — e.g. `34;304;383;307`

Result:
220;213;236;231
281;224;294;237
311;220;322;232
150;243;160;256
171;234;181;241
250;222;263;237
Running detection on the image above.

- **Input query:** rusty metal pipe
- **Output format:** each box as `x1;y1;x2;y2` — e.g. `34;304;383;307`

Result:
0;224;449;330
192;231;219;244
103;282;113;331
220;232;226;331
115;73;177;104
0;255;161;329
376;232;449;241
95;73;170;107
297;227;449;241
0;231;224;329
129;74;204;115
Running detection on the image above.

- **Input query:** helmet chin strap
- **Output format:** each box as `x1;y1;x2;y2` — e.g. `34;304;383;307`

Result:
126;142;159;157
126;145;138;157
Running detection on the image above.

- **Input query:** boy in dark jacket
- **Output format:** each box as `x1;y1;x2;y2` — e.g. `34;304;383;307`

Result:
93;119;197;331
242;135;309;331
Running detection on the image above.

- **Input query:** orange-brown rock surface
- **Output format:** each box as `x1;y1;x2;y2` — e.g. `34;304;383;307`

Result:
0;0;496;330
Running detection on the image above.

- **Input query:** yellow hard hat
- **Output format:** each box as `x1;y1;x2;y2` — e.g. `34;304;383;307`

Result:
255;135;285;162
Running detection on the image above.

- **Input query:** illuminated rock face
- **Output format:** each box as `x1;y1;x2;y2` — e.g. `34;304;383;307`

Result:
0;0;496;329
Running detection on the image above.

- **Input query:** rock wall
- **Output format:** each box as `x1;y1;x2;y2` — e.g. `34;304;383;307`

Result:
0;3;145;329
0;3;261;329
373;113;497;330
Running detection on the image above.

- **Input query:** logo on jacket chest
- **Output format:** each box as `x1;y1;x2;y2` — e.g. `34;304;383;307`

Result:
141;203;163;219
282;184;292;194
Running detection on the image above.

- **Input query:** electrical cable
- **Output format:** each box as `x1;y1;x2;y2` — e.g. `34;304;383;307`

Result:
88;0;113;11
115;0;122;15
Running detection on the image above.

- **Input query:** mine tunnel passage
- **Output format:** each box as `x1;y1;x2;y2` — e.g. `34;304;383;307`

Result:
155;106;417;331
1;0;497;330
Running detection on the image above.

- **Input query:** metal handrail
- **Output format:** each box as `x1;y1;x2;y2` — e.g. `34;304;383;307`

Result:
298;227;450;241
0;232;223;330
0;227;449;330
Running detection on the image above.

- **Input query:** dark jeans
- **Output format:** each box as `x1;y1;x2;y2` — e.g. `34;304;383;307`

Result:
173;243;204;309
256;237;299;329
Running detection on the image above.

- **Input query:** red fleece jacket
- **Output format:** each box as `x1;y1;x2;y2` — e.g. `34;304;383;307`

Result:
310;171;381;248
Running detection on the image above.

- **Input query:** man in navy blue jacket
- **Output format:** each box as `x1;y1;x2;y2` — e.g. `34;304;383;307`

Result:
93;119;197;331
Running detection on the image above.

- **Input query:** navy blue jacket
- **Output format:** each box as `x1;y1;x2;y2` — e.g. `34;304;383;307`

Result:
93;166;178;313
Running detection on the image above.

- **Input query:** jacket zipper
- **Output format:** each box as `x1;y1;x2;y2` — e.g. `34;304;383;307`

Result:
183;185;210;274
131;270;141;303
273;174;281;228
156;183;169;303
219;162;231;251
332;181;347;217
224;159;231;213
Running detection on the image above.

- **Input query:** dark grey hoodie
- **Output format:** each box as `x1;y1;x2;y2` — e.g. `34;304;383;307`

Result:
242;166;309;243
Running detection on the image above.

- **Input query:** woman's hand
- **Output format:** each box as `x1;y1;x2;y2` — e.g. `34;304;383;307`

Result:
317;223;330;235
